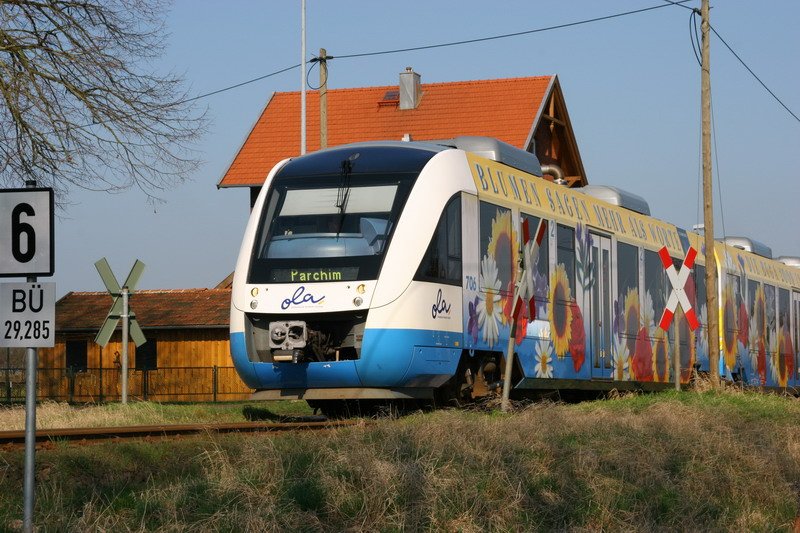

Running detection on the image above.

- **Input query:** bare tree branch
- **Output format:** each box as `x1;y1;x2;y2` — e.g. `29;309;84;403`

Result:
0;0;206;204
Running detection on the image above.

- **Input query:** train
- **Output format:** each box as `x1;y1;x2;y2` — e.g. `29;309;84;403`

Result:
229;136;800;412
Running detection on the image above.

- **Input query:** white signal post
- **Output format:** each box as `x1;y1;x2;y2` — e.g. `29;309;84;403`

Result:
657;246;700;392
0;182;55;533
502;218;547;412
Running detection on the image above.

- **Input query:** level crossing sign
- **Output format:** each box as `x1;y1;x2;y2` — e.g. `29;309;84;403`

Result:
513;217;548;324
658;246;700;331
94;258;147;347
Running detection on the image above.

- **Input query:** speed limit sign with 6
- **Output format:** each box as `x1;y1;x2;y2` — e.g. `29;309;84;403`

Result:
0;188;54;277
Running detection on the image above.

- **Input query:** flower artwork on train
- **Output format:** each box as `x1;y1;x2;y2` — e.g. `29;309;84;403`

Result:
534;338;553;378
611;335;630;380
721;285;739;372
487;209;518;327
751;284;767;384
476;254;502;347
777;327;795;388
475;208;517;348
549;264;574;359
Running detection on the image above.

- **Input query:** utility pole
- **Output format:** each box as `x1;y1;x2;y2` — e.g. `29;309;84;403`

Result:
300;0;307;155
319;48;328;149
701;0;720;389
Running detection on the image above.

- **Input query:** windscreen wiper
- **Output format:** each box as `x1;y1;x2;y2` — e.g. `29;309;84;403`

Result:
335;158;352;236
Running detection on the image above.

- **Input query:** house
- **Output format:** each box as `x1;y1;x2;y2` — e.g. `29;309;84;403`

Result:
33;288;251;402
218;71;588;204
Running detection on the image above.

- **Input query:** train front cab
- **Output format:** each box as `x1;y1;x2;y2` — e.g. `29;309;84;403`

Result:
228;143;477;402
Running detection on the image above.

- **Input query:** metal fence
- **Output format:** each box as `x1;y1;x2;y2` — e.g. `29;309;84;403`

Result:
1;367;253;403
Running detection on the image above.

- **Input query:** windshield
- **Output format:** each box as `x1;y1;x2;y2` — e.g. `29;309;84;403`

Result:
248;173;415;283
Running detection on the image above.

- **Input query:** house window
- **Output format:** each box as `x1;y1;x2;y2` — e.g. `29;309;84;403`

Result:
65;341;87;372
136;340;158;370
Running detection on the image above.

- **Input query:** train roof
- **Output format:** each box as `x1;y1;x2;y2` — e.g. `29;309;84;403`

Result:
274;141;446;178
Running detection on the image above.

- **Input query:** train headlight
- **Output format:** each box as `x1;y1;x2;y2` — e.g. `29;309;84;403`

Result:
250;300;258;310
353;296;363;307
356;284;366;294
250;287;259;297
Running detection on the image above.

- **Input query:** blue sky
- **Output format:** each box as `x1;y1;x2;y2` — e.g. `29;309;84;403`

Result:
49;0;799;296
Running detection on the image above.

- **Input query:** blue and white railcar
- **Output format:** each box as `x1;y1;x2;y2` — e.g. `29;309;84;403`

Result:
230;136;800;407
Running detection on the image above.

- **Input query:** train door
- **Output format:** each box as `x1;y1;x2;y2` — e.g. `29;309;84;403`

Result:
793;291;800;386
590;233;613;378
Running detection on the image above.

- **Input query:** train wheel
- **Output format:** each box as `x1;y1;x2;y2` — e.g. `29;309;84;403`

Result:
435;354;476;407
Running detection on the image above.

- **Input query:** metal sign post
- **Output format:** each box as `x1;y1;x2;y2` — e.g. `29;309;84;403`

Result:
94;258;146;404
501;218;547;412
0;183;55;533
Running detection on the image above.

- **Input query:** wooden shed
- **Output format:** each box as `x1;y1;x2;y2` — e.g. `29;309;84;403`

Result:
33;288;251;402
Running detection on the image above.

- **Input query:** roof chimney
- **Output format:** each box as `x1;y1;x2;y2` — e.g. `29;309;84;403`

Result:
399;67;421;110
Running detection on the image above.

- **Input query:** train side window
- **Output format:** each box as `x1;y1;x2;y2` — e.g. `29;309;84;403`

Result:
778;288;791;384
765;284;777;362
747;279;760;351
723;274;743;362
617;242;639;356
521;214;549;317
479;202;514;295
643;250;667;331
415;196;462;285
556;224;576;296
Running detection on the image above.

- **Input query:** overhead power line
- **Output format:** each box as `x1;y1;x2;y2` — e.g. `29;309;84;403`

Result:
708;25;800;123
176;1;693;104
674;1;799;124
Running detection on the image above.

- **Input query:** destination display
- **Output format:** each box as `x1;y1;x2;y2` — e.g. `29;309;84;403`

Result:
269;266;359;283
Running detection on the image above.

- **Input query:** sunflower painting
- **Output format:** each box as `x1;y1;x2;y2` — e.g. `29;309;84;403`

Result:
486;209;518;326
752;284;767;383
622;288;641;365
777;327;795;388
652;328;670;382
676;307;696;383
549;264;574;358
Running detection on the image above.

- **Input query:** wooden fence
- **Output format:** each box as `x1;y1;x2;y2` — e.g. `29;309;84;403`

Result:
1;366;253;403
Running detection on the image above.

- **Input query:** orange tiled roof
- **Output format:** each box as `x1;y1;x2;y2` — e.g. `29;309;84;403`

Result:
56;289;231;331
219;76;554;188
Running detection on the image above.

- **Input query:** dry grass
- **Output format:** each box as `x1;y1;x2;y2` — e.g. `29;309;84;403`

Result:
0;400;311;430
1;390;798;531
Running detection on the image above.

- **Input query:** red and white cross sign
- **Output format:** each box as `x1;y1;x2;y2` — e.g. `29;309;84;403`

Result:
513;218;547;323
658;246;700;331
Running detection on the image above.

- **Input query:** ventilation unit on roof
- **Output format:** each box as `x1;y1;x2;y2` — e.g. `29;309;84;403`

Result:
777;256;800;268
580;185;650;216
722;236;773;258
433;136;543;177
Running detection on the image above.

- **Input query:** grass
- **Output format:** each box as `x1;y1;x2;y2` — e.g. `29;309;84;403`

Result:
0;400;312;431
0;390;799;531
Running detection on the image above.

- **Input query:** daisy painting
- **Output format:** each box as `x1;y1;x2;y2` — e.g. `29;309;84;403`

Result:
534;338;553;378
477;254;503;347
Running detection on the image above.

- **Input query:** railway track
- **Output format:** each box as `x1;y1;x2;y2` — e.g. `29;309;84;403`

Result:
0;417;367;448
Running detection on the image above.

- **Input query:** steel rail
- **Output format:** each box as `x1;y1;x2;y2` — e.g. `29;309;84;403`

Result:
0;418;366;446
